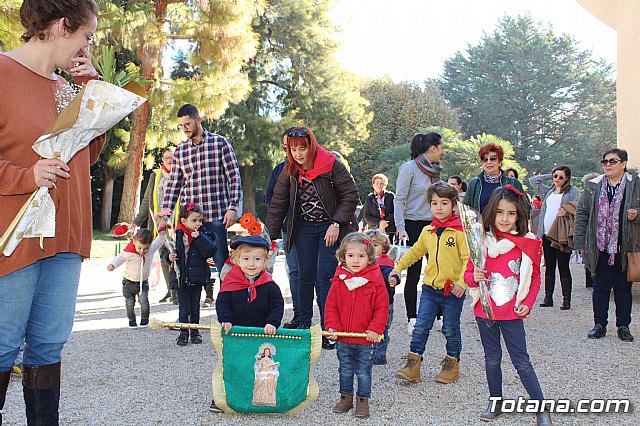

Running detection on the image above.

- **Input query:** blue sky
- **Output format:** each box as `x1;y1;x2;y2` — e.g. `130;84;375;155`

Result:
332;0;617;82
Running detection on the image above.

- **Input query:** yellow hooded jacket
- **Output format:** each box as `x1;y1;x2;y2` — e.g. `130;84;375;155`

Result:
395;224;469;290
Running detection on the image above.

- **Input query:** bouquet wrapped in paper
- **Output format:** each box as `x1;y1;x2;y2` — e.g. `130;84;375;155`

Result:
0;79;147;256
457;202;493;319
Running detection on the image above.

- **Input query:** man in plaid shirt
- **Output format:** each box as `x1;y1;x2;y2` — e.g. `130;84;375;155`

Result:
162;104;242;303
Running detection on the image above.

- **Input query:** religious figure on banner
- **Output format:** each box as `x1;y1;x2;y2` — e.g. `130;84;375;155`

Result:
252;343;280;406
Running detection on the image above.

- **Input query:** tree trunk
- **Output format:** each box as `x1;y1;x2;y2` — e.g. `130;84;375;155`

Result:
241;165;256;214
117;103;149;223
117;1;166;223
100;176;115;231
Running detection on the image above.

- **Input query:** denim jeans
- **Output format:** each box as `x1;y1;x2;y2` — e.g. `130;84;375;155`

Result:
373;302;394;361
593;251;632;327
204;220;228;276
476;317;544;400
282;231;299;315
122;279;149;326
0;253;82;370
336;342;375;398
292;220;338;328
410;285;465;358
177;285;202;336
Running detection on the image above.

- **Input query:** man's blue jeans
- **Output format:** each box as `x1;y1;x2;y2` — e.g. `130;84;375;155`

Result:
410;285;465;358
292;220;338;328
0;253;82;370
282;231;299;315
336;342;375;398
204;220;228;300
204;220;228;274
476;317;544;400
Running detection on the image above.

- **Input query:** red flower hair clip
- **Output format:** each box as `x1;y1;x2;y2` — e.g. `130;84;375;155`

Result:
187;203;195;211
504;184;525;198
363;239;371;246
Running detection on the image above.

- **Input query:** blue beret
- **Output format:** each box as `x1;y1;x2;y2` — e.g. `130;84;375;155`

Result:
230;235;270;251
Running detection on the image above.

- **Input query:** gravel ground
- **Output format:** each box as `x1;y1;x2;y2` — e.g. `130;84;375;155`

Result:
3;259;640;425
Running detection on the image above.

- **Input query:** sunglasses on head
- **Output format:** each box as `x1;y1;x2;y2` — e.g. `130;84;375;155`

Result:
553;174;565;180
481;155;500;163
287;128;310;138
600;158;622;166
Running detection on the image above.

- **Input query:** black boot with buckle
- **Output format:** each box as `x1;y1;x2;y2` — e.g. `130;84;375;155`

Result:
22;362;62;426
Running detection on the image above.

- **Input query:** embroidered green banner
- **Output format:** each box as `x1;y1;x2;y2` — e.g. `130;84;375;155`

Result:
211;322;322;414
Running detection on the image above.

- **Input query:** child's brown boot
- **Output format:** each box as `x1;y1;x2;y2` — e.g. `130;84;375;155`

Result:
332;394;353;413
435;355;459;384
395;352;422;382
355;397;369;419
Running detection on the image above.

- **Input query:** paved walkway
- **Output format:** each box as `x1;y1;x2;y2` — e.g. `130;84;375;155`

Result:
3;259;640;425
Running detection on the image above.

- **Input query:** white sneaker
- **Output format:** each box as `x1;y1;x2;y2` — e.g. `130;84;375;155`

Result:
407;318;417;336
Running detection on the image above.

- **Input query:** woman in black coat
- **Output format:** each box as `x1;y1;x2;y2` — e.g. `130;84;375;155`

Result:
363;173;396;237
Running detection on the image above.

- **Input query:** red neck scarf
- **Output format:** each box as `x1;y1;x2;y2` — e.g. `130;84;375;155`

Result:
331;264;385;286
430;214;463;233
123;240;145;263
295;146;336;184
377;253;395;268
161;164;171;174
176;222;194;245
494;230;542;264
219;265;273;302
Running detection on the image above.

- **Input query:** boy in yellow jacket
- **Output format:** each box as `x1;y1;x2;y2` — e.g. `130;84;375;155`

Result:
389;181;469;384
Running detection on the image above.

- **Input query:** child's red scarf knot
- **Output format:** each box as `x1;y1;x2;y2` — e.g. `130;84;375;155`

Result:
219;265;273;302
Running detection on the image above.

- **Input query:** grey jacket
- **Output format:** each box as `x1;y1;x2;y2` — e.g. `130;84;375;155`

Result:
574;173;640;275
393;160;439;233
529;173;581;239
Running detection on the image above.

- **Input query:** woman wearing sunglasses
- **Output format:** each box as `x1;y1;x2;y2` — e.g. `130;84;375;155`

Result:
575;148;640;342
529;166;581;310
266;127;359;349
463;143;530;214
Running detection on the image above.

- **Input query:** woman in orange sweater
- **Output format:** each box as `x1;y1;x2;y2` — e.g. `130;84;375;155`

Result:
0;1;103;424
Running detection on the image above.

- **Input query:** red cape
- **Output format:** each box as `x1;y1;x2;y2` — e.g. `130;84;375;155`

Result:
295;145;336;184
219;265;273;302
430;214;463;233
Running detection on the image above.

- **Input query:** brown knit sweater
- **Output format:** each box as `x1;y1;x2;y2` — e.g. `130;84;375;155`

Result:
0;54;105;278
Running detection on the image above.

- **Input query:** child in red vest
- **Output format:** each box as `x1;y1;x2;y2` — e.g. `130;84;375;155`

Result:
325;232;389;419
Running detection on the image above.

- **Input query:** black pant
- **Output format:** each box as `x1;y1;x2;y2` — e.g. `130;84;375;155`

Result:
404;219;431;319
593;251;632;328
178;284;203;336
542;236;572;279
542;235;572;297
122;279;149;326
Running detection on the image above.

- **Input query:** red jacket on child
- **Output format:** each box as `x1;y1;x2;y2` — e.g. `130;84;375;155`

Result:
324;264;390;344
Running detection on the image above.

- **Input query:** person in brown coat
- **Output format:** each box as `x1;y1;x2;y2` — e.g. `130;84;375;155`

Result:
265;127;359;349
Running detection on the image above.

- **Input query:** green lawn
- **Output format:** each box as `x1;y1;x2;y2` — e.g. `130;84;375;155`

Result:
91;230;129;259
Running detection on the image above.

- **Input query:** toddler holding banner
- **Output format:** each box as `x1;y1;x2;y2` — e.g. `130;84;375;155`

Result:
212;235;285;413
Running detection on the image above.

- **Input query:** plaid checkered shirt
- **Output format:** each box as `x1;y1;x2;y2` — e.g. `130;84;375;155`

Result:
162;129;242;223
